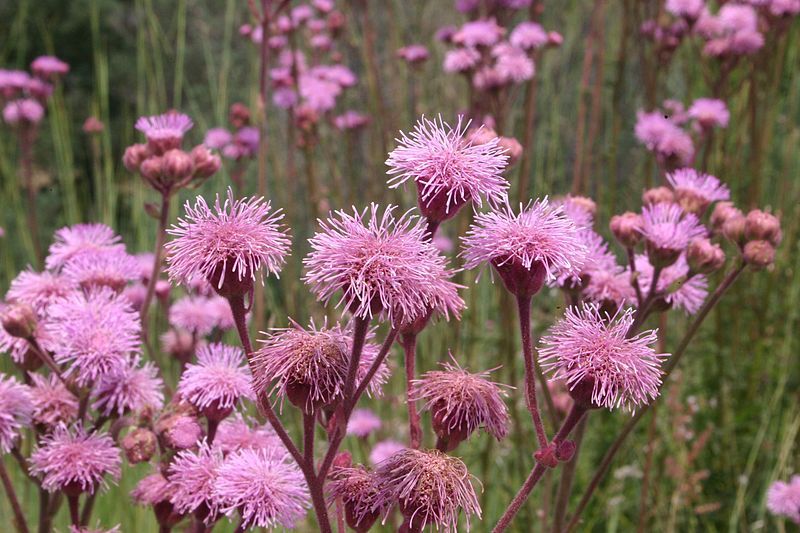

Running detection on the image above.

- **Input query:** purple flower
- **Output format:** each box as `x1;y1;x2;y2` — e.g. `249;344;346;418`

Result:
412;358;509;449
46;223;125;271
667;168;730;214
635;254;708;314
31;55;70;78
213;447;310;529
347;408;382;438
204;128;233;150
665;0;704;18
30;424;121;494
130;471;172;506
369;440;405;466
168;441;223;518
583;266;636;311
177;343;253;420
6;269;77;314
539;304;667;411
387;115;509;221
766;475;800;524
688;98;730;129
329;466;387;531
46;288;141;386
166;189;290;298
168;295;220;336
640;202;706;266
333;110;370;131
62;249;140;292
443;48;481;73
492;44;535;84
634;111;695;166
397;44;430;64
374;448;481;531
461;199;587;297
0;374;33;453
510;22;549;50
135;112;193;152
453;19;505;47
214;415;281;454
3;99;44;125
304;205;463;327
28;373;78;428
92;357;164;416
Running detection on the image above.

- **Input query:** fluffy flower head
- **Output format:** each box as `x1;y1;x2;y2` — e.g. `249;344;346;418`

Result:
766;475;800;524
0;374;33;453
177;343;253;418
92;357;164;416
46;223;124;271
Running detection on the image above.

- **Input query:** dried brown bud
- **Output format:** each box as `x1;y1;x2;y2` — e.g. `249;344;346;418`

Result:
744;210;781;247
610;212;643;248
743;240;775;269
642;186;675;206
686;238;725;274
122;428;157;464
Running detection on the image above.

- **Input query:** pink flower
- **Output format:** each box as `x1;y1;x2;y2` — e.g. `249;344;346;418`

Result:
540;304;667;411
177;343;254;420
769;0;800;16
329;466;387;531
46;288;141;386
387;115;509;221
204;127;233;150
639;202;706;265
168;441;223;518
453;19;505;47
347;408;382;438
374;448;481;531
369;440;405;466
634;110;695;165
30;424;121;494
509;22;549;50
635;254;708;314
62;249;140;292
333;110;370;131
443;48;481;73
667;167;730;213
46;223;124;271
213;447;310;529
304;205;463;326
214;415;281;454
412;358;510;449
6;269;77;314
166;189;290;298
583;266;636;311
130;471;172;506
766;475;800;524
688;98;730;129
31;55;70;78
92;356;164;416
461;199;587;297
3;99;44;125
0;374;32;453
492;44;536;83
168;295;220;336
397;44;430;64
135;112;193;152
665;0;705;19
28;373;78;429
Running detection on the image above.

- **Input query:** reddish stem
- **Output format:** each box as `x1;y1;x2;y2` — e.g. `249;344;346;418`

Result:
400;333;423;449
0;459;29;533
515;294;549;449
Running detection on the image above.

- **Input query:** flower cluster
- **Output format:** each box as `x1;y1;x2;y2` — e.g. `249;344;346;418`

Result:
1;56;67;128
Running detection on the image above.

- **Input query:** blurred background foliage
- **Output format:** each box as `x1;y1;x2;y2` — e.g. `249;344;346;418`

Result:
0;0;798;531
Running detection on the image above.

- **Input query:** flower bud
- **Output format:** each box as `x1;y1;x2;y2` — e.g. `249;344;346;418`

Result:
139;156;164;183
555;440;576;462
744;210;781;247
332;451;352;470
123;143;149;173
466;126;497;147
498;136;523;166
743;240;775;270
610;212;643;248
327;11;346;34
721;213;746;246
157;413;203;450
122;428;157;464
710;201;741;233
686;238;725;274
1;303;37;339
534;444;558;468
547;31;564;47
82;116;104;134
642;186;675;206
162;149;194;182
228;102;250;129
191;145;222;178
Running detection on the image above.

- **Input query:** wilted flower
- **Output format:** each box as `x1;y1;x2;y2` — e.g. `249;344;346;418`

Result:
46;223;124;271
329;466;387;532
347;408;382;438
30;424;121;494
766;475;800;524
92;357;164;416
0;374;32;453
28;373;77;428
540;304;667;411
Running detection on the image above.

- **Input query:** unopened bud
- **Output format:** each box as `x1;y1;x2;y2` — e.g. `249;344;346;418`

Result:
157;413;203;450
191;145;222;178
228;102;251;129
1;303;37;339
498;136;523;166
744;210;781;247
721;213;746;246
123;143;149;173
162;149;194;182
327;11;345;34
467;126;498;147
547;31;564;47
710;201;741;233
122;428;157;464
610;212;643;248
332;451;352;470
642;186;675;206
82;116;104;134
743;240;775;270
534;444;559;468
139;156;163;183
686;238;725;274
555;440;576;462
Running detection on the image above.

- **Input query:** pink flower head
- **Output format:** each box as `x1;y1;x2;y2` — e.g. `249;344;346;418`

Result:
30;424;121;494
688;98;729;129
46;223;125;271
168;441;223;518
166;188;290;299
0;69;31;96
640;202;706;266
634;110;695;166
583;266;636;312
28;373;78;428
213;447;310;529
161;414;203;450
3;99;44;125
130;471;172;506
374;448;481;531
635;254;708;314
177;343;253;421
0;324;30;364
135;112;193;152
347;408;382;438
453;19;505;47
552;229;617;289
540;304;667;411
665;0;705;19
769;0;800;16
168;295;219;336
510;21;549;50
204;127;233;150
6;269;77;314
369;440;405;466
766;475;800;524
334;110;370;131
329;466;388;531
412;357;510;450
0;374;33;453
62;249;140;292
397;44;430;64
443;48;482;73
492;44;536;84
92;356;164;416
461;199;587;298
46;288;141;386
304;205;463;327
31;55;70;78
667;167;730;214
387;115;509;222
214;415;281;454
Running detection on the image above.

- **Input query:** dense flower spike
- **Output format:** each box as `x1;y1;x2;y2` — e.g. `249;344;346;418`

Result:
387;115;509;222
46;288;141;386
0;374;33;453
304;204;462;326
213;447;310;529
666;168;730;214
177;343;253;421
766;475;800;524
166;188;290;299
29;424;121;494
46;223;125;271
412;358;510;450
374;448;481;531
461;199;587;298
92;357;164;416
540;304;667;411
329;466;387;532
639;202;706;267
